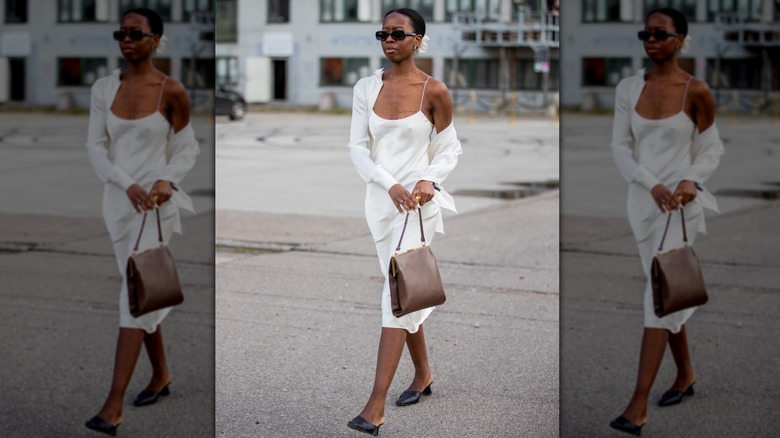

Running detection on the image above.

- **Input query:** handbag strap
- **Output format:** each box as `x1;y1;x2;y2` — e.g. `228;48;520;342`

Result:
657;208;687;252
394;211;426;252
132;207;164;252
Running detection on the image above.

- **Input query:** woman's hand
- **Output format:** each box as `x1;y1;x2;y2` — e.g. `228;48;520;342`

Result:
650;183;680;213
411;180;436;206
389;184;417;214
149;180;174;206
126;184;154;213
673;180;697;206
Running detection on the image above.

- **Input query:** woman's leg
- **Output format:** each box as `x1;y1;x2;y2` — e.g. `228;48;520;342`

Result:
142;326;171;391
667;324;696;391
357;327;408;426
620;327;669;425
404;324;434;392
95;327;146;424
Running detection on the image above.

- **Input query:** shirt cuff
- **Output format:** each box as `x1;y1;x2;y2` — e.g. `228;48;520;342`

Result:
370;166;399;192
110;166;137;191
420;174;441;185
632;166;661;191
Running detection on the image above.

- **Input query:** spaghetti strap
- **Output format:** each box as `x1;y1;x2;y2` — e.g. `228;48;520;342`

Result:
419;77;431;112
157;77;168;111
681;76;693;112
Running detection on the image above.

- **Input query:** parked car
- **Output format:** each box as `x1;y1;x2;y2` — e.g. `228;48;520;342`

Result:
215;85;246;120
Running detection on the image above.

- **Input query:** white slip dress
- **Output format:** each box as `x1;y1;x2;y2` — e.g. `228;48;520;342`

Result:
629;77;703;333
368;77;441;333
106;78;178;334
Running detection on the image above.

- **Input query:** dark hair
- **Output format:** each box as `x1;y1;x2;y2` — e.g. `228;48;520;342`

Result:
646;8;687;36
384;8;426;37
122;8;164;36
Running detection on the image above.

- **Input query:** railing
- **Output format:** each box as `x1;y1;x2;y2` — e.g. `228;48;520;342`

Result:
452;12;559;48
715;12;780;46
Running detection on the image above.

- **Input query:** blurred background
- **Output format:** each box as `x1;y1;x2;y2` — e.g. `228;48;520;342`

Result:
0;0;215;110
214;0;560;117
561;0;780;115
0;2;216;436
560;2;780;436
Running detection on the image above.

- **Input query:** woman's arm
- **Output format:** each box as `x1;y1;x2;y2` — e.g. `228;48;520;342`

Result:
610;79;661;191
85;79;137;190
612;78;681;211
348;78;399;191
674;80;723;205
86;79;154;212
683;80;722;183
151;80;199;205
412;80;461;206
348;79;418;213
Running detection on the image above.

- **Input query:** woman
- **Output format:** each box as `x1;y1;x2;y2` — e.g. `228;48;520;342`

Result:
609;8;723;436
85;8;199;435
347;8;462;436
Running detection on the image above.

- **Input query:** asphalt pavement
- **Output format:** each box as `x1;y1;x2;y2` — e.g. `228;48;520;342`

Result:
560;113;780;437
0;113;215;438
215;112;561;437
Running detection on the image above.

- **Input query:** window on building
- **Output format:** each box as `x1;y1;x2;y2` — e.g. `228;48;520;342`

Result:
118;57;170;74
446;0;502;22
182;58;216;89
582;57;632;86
582;0;632;22
707;0;763;22
321;58;370;85
119;0;172;22
59;0;110;22
216;0;237;42
776;0;780;21
268;0;290;22
5;0;28;23
706;57;762;89
183;0;213;22
381;0;434;22
320;0;372;22
444;59;500;89
644;0;696;21
216;56;240;88
58;57;108;86
513;59;560;90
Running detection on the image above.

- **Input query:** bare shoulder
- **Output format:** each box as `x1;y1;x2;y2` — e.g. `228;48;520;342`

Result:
688;78;713;101
163;78;189;103
688;77;715;129
425;77;451;103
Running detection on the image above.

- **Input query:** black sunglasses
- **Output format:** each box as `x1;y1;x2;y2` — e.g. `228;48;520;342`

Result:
375;30;417;41
113;30;156;42
637;30;680;41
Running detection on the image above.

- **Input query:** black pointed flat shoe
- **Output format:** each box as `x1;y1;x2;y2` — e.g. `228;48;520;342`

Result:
395;383;432;406
347;415;382;436
609;415;644;436
658;382;695;407
85;415;120;436
133;382;170;407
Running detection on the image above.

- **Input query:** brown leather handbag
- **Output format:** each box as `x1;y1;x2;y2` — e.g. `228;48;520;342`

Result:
388;211;446;318
126;208;183;317
651;209;708;318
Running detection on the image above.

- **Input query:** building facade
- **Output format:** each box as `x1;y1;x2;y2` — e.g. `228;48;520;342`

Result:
0;0;215;108
215;0;560;111
561;0;780;111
